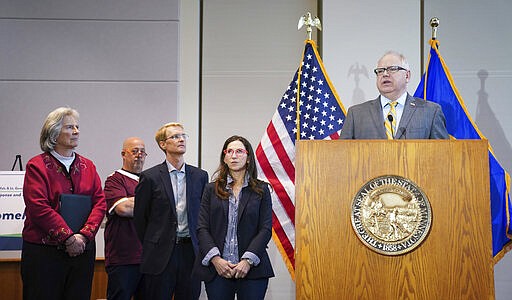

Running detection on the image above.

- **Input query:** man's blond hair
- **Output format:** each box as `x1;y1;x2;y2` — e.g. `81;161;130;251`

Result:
155;122;184;153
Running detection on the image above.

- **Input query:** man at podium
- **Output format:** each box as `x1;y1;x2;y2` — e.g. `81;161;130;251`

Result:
340;51;449;140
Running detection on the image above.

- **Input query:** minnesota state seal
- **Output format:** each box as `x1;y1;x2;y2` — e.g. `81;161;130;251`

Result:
350;175;432;255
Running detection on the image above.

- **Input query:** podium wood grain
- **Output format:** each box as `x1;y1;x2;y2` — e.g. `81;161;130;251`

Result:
295;140;494;300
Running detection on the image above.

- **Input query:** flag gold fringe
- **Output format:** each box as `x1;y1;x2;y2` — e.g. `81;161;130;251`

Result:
271;229;296;281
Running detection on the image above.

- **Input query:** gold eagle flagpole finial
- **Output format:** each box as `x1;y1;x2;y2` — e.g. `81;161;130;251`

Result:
430;17;440;40
298;12;322;40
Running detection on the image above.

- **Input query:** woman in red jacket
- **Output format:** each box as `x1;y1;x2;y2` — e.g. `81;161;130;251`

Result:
21;107;106;300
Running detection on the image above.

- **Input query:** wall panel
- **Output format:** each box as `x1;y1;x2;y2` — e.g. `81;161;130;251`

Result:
1;20;178;81
0;0;179;20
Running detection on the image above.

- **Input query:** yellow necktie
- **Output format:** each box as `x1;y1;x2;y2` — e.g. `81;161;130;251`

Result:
385;101;397;139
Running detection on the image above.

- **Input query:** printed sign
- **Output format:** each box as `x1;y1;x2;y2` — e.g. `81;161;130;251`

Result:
0;171;25;250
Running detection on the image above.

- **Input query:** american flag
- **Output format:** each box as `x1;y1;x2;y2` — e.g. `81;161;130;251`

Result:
255;40;346;278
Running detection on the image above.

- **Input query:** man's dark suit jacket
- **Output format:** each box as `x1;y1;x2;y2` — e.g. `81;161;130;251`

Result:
340;94;449;139
192;182;275;282
134;161;208;275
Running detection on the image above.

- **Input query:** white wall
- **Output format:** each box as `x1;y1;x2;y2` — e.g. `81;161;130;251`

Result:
323;0;421;108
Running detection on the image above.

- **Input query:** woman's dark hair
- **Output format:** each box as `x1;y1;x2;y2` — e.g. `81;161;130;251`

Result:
213;135;264;199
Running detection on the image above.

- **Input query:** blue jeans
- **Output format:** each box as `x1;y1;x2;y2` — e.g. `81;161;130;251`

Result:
205;275;269;300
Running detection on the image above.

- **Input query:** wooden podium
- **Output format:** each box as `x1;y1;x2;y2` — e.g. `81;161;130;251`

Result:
295;140;494;299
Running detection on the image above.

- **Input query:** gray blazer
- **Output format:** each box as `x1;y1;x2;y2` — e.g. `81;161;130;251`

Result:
340;94;449;139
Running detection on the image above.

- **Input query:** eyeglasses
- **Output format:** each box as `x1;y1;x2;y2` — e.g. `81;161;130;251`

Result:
165;133;189;141
374;66;408;76
128;149;147;157
223;148;248;156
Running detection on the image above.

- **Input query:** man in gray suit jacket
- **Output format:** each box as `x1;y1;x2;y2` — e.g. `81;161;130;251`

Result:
340;51;449;139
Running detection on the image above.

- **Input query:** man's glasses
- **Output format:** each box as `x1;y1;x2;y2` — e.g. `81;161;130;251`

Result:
128;149;147;157
374;66;408;76
166;133;189;141
223;148;248;156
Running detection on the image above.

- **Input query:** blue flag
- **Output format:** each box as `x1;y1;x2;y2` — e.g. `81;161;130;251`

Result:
414;39;512;261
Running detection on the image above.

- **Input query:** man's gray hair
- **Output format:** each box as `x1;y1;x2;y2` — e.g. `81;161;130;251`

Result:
378;50;410;71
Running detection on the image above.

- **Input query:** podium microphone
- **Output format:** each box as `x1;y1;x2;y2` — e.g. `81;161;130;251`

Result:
398;127;406;139
387;114;394;137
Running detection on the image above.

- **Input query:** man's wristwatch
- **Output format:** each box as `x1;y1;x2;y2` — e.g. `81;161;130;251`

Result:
244;258;254;266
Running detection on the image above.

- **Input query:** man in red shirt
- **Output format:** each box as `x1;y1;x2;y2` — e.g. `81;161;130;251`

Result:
104;137;147;300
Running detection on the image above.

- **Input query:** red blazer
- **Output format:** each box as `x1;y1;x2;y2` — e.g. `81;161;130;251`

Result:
22;152;106;245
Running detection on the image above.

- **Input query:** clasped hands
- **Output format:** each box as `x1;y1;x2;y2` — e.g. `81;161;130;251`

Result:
212;256;251;279
64;233;87;257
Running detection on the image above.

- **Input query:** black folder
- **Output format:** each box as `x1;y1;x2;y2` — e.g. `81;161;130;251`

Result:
59;194;92;233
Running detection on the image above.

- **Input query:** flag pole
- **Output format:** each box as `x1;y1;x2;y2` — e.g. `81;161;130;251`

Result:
430;17;439;41
297;12;322;141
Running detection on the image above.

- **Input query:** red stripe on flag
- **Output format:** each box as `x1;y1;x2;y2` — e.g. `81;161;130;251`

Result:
256;143;295;225
272;211;295;267
329;131;340;140
266;122;295;182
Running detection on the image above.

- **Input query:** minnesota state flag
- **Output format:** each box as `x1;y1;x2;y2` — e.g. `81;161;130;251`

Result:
414;39;512;262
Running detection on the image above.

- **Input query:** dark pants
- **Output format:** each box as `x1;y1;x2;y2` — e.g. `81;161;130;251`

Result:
106;264;144;300
21;240;96;300
142;242;200;300
205;275;269;300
